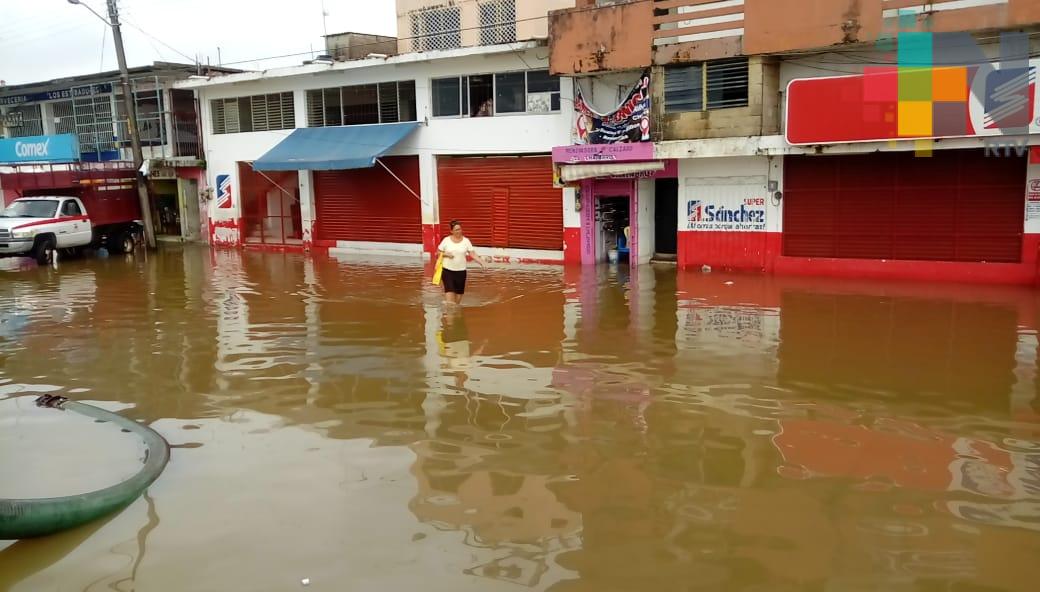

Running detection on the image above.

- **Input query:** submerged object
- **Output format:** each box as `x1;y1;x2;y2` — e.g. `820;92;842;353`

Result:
0;396;169;540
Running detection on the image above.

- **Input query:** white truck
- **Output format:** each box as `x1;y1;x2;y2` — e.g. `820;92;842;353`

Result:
0;196;142;265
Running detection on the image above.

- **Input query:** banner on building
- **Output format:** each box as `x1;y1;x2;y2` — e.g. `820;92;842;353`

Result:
216;174;233;209
574;70;651;145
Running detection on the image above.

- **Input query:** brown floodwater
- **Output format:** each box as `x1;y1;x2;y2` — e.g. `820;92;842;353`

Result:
1;246;1038;591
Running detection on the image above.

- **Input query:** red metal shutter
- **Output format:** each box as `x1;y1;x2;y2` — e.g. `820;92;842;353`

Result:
437;156;563;250
783;150;1024;263
313;156;422;243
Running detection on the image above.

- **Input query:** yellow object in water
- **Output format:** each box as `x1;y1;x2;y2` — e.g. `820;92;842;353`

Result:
432;253;444;285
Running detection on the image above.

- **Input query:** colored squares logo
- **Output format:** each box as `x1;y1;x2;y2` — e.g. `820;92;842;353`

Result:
863;32;973;141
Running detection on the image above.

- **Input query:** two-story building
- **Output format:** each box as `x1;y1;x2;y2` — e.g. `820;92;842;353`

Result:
550;0;1040;284
0;62;236;242
179;0;578;262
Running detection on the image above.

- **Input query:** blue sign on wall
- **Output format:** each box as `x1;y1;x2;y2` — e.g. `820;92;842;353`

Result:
0;83;113;106
0;134;80;164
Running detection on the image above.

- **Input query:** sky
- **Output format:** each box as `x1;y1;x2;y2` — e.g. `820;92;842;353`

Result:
0;0;398;85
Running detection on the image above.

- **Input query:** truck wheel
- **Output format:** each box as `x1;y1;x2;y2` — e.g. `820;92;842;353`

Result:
32;236;56;266
118;231;137;254
110;231;136;254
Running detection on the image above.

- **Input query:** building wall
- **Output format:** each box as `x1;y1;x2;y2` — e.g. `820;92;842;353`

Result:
191;47;572;255
397;0;574;54
324;33;398;60
653;56;780;142
549;1;652;75
550;0;1040;75
676;155;779;272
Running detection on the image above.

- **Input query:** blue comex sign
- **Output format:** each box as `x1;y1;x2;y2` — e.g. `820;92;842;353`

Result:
0;134;80;164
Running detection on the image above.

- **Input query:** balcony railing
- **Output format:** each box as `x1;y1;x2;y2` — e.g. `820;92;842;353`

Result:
652;0;745;48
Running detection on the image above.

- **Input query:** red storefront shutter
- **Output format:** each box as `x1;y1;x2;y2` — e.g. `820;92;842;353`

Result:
783;150;1024;263
313;156;421;243
437;156;563;250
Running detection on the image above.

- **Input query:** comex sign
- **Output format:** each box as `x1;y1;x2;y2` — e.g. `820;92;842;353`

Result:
0;134;80;164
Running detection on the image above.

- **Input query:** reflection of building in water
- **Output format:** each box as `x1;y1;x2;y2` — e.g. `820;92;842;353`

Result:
773;412;1040;526
778;291;1018;409
409;440;581;544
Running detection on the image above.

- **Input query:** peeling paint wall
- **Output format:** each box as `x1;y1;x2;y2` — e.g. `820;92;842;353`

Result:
549;1;653;75
552;0;1040;74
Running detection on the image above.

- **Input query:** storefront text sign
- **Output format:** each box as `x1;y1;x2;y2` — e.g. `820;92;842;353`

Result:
686;197;767;232
552;143;654;163
0;134;80;164
0;83;113;106
1027;178;1040;221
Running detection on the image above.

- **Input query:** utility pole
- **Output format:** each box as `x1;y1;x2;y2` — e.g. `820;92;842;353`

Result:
70;0;157;248
106;0;156;249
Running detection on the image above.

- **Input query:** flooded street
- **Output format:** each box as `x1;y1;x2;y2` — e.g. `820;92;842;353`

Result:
1;246;1039;591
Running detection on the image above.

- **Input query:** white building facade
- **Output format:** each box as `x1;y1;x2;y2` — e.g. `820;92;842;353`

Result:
178;42;578;262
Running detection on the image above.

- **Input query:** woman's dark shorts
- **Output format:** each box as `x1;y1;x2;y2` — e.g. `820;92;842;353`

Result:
442;269;467;294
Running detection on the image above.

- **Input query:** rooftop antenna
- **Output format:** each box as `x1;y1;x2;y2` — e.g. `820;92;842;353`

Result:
321;0;329;38
217;46;222;66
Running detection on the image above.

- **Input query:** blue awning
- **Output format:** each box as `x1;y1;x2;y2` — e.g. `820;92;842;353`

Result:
252;122;420;171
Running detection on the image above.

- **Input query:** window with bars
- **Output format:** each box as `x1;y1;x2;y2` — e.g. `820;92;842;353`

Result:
664;58;749;113
432;70;560;117
479;0;516;46
305;81;416;127
52;100;76;135
410;6;462;52
116;90;166;146
211;92;294;134
74;94;116;153
4;104;44;137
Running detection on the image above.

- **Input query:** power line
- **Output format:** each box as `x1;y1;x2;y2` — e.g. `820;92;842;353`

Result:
119;17;198;64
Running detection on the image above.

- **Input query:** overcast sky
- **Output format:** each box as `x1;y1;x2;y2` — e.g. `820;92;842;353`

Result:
0;0;398;85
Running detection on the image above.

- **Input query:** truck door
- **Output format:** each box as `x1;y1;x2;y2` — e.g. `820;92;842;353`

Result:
58;199;91;247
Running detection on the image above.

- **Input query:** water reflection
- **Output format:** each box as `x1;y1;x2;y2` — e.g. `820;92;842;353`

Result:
0;248;1038;591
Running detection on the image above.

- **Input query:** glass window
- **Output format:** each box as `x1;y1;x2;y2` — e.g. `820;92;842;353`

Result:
342;84;379;125
468;75;494;117
432;77;461;117
398;81;417;121
494;72;525;114
323;88;343;126
525;70;560;113
61;200;82;217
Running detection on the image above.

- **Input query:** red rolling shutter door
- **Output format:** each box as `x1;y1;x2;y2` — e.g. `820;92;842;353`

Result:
313;156;421;243
437;156;563;250
783;150;1025;262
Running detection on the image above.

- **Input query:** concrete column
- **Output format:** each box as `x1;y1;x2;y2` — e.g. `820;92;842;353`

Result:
563;186;581;264
299;170;317;248
419;150;439;259
636;177;655;265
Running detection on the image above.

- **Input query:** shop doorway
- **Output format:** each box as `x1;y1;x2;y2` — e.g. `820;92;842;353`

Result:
597;196;630;264
582;178;636;264
238;163;302;246
178;178;201;241
654;178;678;261
150;179;182;238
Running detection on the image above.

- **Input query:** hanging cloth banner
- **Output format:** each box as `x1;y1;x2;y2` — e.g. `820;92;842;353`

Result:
574;69;652;145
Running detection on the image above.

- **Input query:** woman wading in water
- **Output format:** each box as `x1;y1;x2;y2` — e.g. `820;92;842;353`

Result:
437;220;487;306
